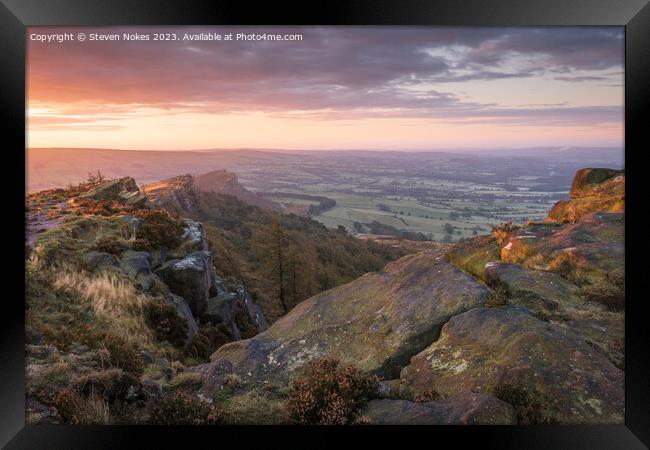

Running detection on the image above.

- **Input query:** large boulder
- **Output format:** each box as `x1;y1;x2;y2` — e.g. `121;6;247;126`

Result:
205;293;239;324
204;288;268;342
119;250;156;291
205;293;242;341
118;215;144;236
79;177;139;202
210;272;228;297
155;251;213;316
119;190;148;208
484;261;580;309
179;219;208;253
483;261;623;368
498;213;624;306
81;251;117;271
445;234;500;281
198;251;490;393
400;307;624;424
164;293;198;345
236;286;269;332
363;392;516;425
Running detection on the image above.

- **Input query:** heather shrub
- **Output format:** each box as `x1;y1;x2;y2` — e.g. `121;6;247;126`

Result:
577;281;625;312
99;333;144;375
233;302;259;340
413;389;439;402
149;391;221;425
484;286;510;308
167;371;203;390
91;236;128;255
132;209;184;250
144;300;189;349
533;310;551;322
73;369;146;406
285;356;379;425
492;383;556;424
185;324;232;361
37;321;142;375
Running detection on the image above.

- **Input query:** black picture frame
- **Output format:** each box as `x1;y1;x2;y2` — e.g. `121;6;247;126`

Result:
2;0;648;448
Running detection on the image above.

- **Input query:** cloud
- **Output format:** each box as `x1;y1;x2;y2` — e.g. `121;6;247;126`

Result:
554;75;609;82
27;26;623;126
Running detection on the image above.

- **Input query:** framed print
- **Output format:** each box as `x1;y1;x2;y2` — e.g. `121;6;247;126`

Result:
2;0;649;448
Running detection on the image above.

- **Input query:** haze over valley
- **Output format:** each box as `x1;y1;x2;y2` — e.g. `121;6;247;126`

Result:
28;146;623;242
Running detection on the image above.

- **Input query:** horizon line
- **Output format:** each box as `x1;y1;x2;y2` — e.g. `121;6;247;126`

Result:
27;145;624;153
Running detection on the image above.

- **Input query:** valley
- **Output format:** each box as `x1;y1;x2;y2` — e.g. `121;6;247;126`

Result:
28;147;623;242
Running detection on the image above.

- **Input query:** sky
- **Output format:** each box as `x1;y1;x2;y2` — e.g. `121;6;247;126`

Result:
27;26;624;151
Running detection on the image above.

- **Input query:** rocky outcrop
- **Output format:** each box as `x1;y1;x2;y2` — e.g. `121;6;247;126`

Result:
194;170;284;212
445;234;499;281
206;293;241;340
399;307;624;424
179;219;208;253
485;261;580;309
197;252;489;395
118;215;144;235
547;168;623;223
164;293;198;344
569;168;623;199
142;174;199;212
119;250;156;291
203;286;269;341
498;213;624;303
155;251;214;317
363;392;516;425
81;251;118;271
445;169;625;370
26;167;625;425
236;286;269;332
79;177;146;207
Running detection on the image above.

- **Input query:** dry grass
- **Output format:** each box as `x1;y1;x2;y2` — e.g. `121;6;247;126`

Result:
51;265;153;346
522;253;547;271
54;388;112;425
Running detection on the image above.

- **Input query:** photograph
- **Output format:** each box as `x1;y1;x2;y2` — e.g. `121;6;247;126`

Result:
23;25;627;427
3;0;650;447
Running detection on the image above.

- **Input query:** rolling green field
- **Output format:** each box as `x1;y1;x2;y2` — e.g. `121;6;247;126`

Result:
215;149;619;243
266;181;555;242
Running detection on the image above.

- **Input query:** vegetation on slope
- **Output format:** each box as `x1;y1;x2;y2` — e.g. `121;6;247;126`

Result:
189;191;407;322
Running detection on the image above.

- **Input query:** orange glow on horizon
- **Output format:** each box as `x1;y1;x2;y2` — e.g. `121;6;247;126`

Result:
26;26;624;150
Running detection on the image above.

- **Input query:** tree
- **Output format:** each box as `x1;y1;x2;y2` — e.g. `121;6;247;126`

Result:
443;223;455;234
252;218;290;314
272;219;289;314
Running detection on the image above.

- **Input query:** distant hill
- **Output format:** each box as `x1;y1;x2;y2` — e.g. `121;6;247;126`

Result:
194;170;283;212
26;147;294;193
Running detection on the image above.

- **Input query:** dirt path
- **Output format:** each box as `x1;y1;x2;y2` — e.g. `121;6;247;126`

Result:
26;199;69;246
